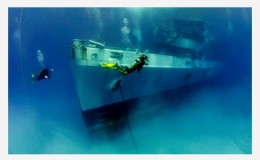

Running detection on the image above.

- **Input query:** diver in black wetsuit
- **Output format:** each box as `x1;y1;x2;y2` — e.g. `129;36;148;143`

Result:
123;54;148;74
31;68;54;83
102;54;148;75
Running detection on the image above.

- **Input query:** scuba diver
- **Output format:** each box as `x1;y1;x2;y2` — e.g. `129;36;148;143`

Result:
31;49;54;83
31;68;54;83
101;54;148;75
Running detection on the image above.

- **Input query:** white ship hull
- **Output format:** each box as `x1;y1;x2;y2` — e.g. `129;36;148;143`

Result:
71;40;220;111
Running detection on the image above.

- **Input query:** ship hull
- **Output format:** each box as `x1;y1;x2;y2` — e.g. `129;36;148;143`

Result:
71;39;219;111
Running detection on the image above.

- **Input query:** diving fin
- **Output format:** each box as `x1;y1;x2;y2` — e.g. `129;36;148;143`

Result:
101;63;118;68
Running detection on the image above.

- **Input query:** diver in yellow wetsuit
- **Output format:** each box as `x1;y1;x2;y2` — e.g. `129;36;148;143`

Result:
101;54;148;75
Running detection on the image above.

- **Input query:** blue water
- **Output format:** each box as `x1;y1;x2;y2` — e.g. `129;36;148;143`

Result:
8;8;252;154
